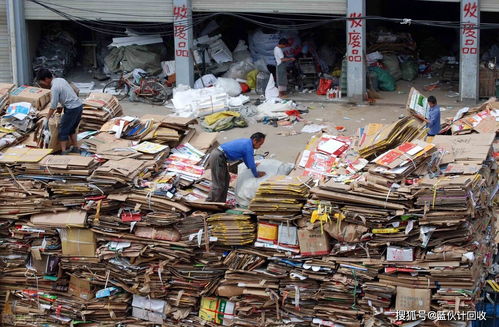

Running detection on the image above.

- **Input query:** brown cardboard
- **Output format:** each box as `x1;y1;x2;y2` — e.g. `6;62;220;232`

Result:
0;147;52;163
0;83;15;98
30;210;87;228
181;129;219;152
395;286;431;312
60;228;96;257
432;133;495;164
297;227;330;256
69;275;94;300
324;221;368;243
9;86;51;110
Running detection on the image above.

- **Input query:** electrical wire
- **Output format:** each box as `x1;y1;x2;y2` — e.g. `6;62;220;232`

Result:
27;0;499;34
28;0;214;19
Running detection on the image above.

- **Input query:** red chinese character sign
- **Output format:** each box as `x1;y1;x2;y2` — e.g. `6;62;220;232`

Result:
173;0;194;86
459;0;479;100
347;13;363;63
174;4;189;58
346;0;366;99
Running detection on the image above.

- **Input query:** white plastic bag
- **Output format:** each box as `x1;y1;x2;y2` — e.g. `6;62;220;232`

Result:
194;74;218;89
215;78;242;97
223;59;256;80
265;74;279;100
235;159;294;207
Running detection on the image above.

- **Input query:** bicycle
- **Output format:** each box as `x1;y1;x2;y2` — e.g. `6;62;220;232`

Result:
103;71;169;105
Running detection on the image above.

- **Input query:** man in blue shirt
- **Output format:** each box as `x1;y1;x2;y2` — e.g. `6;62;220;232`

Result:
412;95;441;137
426;96;441;136
206;132;267;203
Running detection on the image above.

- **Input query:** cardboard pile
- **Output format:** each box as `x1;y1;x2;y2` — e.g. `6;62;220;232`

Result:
0;85;497;327
249;175;312;215
448;98;499;135
0;83;15;112
81;92;123;130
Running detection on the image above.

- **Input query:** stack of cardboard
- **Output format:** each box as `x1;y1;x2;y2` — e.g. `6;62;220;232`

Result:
0;83;15;113
448;98;499;135
81;92;123;130
358;116;426;159
207;211;256;246
89;158;158;185
0;87;497;327
293;133;367;183
249;176;312;216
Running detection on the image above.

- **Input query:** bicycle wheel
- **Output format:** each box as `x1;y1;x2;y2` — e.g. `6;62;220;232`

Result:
103;80;129;101
141;81;169;105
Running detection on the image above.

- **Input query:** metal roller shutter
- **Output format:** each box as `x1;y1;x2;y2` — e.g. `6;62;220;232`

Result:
192;0;346;14
24;0;174;22
482;0;499;12
0;0;12;83
419;0;499;11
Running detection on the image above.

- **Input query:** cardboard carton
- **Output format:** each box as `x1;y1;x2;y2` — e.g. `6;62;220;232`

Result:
395;286;431;312
9;86;51;110
31;210;87;228
69;275;94;300
298;227;330;256
59;228;96;257
199;296;235;326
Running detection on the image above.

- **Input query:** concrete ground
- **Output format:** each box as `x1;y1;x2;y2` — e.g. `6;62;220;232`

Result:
120;96;465;163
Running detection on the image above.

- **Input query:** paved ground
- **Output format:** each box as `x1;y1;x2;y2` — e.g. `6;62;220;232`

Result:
120;97;464;163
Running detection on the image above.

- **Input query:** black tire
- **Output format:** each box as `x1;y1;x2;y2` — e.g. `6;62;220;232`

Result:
103;80;129;101
141;81;168;105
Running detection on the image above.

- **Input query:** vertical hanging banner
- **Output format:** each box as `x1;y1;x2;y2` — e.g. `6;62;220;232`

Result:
173;0;194;87
346;0;366;100
459;0;479;101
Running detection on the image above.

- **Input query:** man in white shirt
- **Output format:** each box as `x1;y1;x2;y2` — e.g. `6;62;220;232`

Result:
273;38;295;97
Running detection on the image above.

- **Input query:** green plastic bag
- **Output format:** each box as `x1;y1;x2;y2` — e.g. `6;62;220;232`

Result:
370;67;396;91
400;61;418;81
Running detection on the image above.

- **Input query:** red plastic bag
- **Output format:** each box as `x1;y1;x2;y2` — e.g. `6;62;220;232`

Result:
316;78;333;95
239;83;250;93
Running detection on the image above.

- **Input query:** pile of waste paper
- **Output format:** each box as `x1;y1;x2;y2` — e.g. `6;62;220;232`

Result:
0;84;497;327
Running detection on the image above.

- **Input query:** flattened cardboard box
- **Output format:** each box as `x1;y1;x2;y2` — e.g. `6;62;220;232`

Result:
31;210;87;228
0;147;52;163
298;227;330;256
69;275;94;300
395;286;431;312
59;228;96;257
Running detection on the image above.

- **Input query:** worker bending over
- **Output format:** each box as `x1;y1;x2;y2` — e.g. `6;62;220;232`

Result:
207;133;267;203
37;68;83;154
